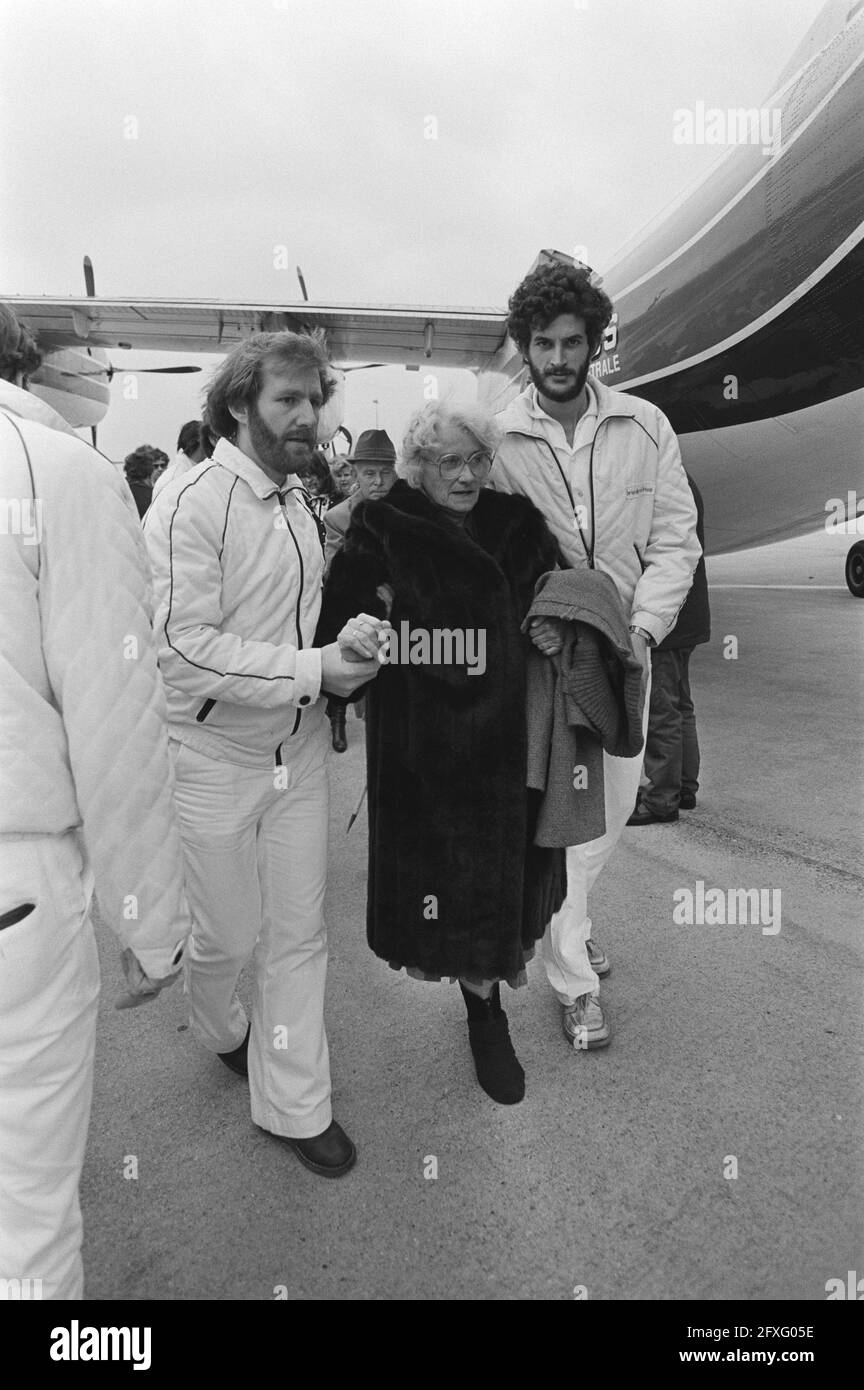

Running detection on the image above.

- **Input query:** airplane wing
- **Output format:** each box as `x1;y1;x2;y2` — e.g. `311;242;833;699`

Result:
4;296;509;371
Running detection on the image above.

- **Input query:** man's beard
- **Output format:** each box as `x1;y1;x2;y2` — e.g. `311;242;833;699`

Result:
247;402;315;477
527;355;592;404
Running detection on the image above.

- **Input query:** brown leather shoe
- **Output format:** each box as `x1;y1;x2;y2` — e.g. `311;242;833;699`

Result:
281;1120;357;1178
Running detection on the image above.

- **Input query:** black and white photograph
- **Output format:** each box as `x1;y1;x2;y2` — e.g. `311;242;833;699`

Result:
1;0;862;1342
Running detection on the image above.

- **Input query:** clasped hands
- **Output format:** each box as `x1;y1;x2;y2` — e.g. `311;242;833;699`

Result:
321;607;393;698
337;611;393;663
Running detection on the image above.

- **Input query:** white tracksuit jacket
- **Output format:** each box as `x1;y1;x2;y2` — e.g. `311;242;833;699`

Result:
0;384;190;978
492;379;701;645
144;437;326;767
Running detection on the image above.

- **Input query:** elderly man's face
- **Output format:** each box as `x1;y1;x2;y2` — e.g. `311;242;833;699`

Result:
418;424;491;517
353;462;396;501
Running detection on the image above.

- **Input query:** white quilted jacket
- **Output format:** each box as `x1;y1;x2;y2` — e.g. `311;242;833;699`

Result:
492;380;700;645
0;390;190;977
143;437;326;767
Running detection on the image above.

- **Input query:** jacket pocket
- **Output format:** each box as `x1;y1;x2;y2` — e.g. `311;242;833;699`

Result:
0;902;35;931
196;698;216;723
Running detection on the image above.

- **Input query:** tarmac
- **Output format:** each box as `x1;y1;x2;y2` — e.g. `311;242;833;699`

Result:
81;529;863;1301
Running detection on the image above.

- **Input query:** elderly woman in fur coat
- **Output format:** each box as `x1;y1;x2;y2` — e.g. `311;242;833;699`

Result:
317;402;565;1105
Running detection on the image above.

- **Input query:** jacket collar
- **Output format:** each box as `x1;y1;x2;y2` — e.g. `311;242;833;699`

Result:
212;435;310;503
0;380;78;435
503;375;636;439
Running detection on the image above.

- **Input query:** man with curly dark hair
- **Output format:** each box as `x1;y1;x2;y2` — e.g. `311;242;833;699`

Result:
491;258;700;1052
506;261;615;385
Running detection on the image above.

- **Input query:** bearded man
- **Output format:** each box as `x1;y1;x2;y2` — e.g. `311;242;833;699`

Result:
490;260;700;1052
145;331;382;1177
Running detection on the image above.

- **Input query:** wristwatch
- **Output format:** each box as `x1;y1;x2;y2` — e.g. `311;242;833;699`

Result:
629;624;654;645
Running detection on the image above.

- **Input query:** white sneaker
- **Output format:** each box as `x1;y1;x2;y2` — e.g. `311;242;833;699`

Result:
562;990;611;1050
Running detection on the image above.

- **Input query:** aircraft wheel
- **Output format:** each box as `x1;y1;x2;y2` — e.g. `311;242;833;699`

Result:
845;540;864;597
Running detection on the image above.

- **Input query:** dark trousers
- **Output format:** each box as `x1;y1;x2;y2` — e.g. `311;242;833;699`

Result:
641;646;700;813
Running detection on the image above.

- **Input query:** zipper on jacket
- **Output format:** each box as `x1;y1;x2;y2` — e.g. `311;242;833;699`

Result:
294;488;326;555
278;493;307;738
585;416;623;570
505;410;654;576
507;430;596;568
508;430;594;567
196;698;216;723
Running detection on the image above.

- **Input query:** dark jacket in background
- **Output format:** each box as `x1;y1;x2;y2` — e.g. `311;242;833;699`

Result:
523;569;646;847
126;479;152;520
316;480;565;985
658;474;710;650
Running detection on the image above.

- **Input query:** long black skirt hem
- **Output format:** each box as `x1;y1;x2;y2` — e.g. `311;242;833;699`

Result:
384;942;537;990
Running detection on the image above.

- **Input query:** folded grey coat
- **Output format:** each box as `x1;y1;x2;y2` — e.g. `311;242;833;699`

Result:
522;569;647;847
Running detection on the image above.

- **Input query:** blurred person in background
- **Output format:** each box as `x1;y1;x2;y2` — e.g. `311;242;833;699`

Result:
322;430;397;751
323;430;397;572
149;447;170;485
123;445;159;519
297;449;346;520
328;454;355;500
152;420;214;501
628;473;710;823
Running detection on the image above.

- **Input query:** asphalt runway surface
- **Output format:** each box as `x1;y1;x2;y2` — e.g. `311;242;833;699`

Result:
81;530;863;1300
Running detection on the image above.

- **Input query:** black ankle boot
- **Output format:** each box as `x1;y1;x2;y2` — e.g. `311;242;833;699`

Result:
459;983;525;1105
330;706;347;753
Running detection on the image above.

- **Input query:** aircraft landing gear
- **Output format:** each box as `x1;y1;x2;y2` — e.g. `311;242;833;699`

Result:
845;540;864;597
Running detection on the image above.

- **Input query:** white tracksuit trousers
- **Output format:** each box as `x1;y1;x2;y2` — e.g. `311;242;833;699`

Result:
169;731;332;1139
541;671;652;1004
0;832;99;1301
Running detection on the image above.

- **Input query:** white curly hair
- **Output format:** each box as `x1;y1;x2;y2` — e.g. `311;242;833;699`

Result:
398;401;502;487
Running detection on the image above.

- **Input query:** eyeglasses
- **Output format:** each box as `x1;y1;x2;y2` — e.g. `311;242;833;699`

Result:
434;450;494;480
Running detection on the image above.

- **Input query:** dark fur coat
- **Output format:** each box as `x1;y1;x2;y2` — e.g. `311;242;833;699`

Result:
316;480;566;984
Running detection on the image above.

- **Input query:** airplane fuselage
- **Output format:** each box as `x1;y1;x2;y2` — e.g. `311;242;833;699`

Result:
478;2;864;554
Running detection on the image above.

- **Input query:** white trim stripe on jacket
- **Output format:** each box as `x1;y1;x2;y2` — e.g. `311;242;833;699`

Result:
144;437;326;767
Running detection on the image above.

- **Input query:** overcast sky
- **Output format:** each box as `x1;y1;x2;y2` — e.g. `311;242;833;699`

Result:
0;0;827;459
